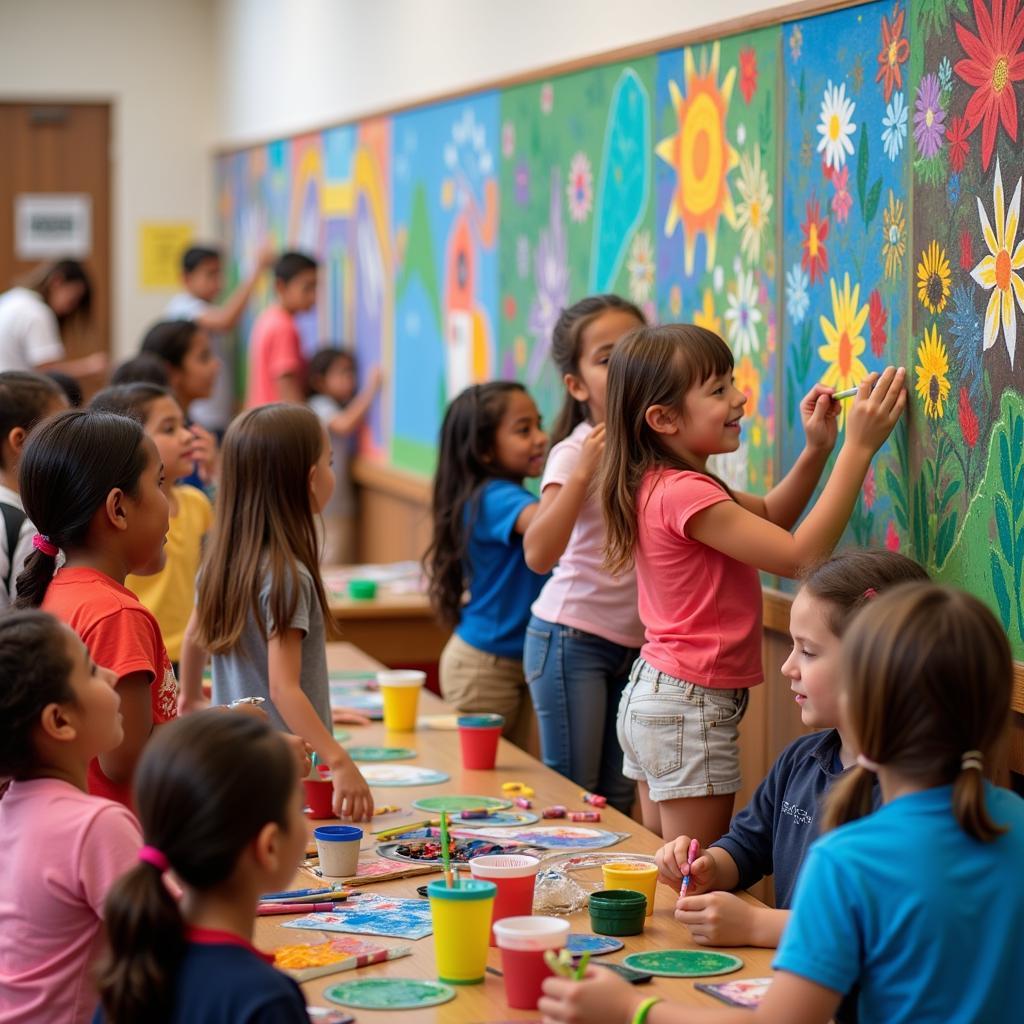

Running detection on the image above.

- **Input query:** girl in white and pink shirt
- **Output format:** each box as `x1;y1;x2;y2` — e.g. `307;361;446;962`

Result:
0;609;140;1024
523;295;646;814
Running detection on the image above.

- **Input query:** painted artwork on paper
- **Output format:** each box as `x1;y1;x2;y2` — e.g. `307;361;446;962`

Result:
655;29;780;492
282;892;434;940
392;94;500;473
909;0;1024;652
498;60;657;427
780;0;911;548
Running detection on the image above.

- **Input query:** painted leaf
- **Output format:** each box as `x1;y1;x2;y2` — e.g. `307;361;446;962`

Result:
939;478;961;514
1013;413;1023;455
991;551;1012;629
1000;432;1013;496
864;178;882;226
995;496;1013;561
856;121;868;211
935;512;957;567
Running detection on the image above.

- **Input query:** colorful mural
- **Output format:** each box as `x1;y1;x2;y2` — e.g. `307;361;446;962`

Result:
213;0;1024;654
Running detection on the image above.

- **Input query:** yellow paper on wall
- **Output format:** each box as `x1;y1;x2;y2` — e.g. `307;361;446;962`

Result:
139;222;194;289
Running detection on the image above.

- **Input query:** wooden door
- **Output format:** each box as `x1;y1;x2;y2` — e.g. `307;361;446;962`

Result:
0;102;111;370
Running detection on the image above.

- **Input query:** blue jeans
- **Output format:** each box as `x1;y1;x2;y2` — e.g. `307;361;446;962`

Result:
524;615;638;813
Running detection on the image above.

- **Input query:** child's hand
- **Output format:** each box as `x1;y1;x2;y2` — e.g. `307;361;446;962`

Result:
675;890;760;946
190;425;220;484
573;423;606;481
178;694;210;715
654;835;717;894
800;384;840;454
366;366;383;392
331;760;374;822
844;366;907;455
538;966;642;1024
257;243;277;270
332;706;373;726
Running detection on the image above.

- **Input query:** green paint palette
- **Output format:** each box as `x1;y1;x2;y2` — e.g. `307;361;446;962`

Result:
346;746;417;761
622;950;744;978
324;977;456;1010
413;794;512;813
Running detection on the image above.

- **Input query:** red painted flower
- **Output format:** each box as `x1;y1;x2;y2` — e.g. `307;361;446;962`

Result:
958;386;980;447
954;0;1024;171
876;5;910;102
869;289;888;357
831;166;852;224
945;115;971;172
800;196;830;285
863;465;877;510
885;521;901;551
740;47;758;104
959;229;974;269
503;294;517;320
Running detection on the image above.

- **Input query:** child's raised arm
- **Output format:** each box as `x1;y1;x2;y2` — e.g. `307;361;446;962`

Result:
324;366;383;437
192;244;275;333
268;627;373;822
524;424;605;573
178;609;210;714
689;367;906;578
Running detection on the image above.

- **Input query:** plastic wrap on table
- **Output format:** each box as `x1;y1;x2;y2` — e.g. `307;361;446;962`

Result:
532;851;657;916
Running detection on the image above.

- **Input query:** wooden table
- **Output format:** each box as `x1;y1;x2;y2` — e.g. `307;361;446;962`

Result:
327;590;450;666
255;643;775;1020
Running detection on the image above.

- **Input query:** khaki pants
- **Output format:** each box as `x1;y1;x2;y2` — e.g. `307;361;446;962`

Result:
439;632;538;756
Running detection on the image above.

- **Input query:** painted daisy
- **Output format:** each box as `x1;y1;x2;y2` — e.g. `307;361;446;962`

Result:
816;79;857;171
724;269;762;356
566;152;593;223
627;231;655;303
786;263;810;325
735;148;773;264
881;191;906;281
913;73;946;158
881;92;907;161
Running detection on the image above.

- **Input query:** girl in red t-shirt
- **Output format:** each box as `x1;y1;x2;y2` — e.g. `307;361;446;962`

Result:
15;409;176;809
601;324;905;844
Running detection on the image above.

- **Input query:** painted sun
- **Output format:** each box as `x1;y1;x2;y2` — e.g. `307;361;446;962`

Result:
656;42;739;275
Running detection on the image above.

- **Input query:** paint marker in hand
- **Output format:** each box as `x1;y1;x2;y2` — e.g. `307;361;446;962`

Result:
680;838;700;899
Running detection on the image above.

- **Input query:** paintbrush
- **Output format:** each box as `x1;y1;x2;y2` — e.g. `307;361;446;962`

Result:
680;838;700;899
372;819;436;840
260;891;351;905
257;901;338;915
440;810;452;888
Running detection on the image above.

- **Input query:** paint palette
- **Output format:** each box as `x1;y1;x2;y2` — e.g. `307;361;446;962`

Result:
345;746;417;762
377;834;546;866
359;764;449;787
412;794;511;813
455;825;625;850
565;933;623;956
324;977;456;1010
622;950;744;978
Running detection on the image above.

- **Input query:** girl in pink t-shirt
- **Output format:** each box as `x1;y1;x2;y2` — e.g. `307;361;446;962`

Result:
601;324;905;844
523;295;646;813
0;609;141;1024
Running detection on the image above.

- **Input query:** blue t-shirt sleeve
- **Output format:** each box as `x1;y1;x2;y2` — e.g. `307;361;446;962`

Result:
712;761;777;889
472;480;536;545
773;840;862;996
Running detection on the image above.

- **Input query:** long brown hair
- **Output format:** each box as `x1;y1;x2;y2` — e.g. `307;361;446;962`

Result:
602;324;734;575
799;549;930;638
195;404;339;654
97;712;297;1023
823;583;1012;842
549;294;645;445
19;259;92;325
424;382;527;628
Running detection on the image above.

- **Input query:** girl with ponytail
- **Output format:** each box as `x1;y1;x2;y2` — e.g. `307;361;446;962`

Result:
95;712;309;1023
15;409;176;809
0;610;141;1024
539;583;1024;1024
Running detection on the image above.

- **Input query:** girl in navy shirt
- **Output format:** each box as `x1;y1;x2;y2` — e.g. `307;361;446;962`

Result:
95;712;309;1024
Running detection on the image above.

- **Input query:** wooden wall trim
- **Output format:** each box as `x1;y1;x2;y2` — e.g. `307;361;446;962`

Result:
214;0;864;155
352;457;431;505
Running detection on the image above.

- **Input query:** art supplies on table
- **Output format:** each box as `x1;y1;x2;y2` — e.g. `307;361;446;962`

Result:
359;763;449;787
694;977;772;1007
565;933;623;956
622;950;745;978
454;809;539;827
273;936;412;982
329;684;384;720
324;977;456;1011
282;892;435;940
258;901;339;915
345;746;417;762
329;856;440;886
416;713;460;730
377;832;547;866
452;824;626;850
262;885;348;901
412;794;511;814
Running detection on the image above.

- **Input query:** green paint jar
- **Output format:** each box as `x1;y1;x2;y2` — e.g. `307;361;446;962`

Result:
588;888;647;936
347;579;377;600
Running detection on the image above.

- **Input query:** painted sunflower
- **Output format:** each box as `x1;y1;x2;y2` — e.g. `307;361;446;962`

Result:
916;240;952;314
915;325;951;419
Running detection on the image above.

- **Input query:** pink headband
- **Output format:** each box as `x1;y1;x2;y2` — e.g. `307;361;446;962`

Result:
862;588;878;600
138;845;170;872
32;534;58;558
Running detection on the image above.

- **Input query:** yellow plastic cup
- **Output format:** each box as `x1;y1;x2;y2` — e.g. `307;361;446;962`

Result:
427;878;496;984
377;670;425;732
601;861;659;917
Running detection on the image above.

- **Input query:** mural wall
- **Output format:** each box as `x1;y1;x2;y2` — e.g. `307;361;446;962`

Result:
215;0;1024;653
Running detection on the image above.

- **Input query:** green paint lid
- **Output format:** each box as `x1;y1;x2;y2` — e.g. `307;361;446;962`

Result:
427;878;497;901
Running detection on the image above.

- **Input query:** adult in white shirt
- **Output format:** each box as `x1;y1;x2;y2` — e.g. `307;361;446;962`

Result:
0;260;107;378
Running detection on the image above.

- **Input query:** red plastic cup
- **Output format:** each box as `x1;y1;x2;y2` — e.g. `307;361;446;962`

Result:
493;916;570;1010
458;713;504;770
469;853;540;944
302;774;333;819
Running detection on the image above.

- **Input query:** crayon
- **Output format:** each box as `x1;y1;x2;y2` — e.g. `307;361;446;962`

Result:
569;811;601;822
542;805;567;819
257;901;337;915
581;791;607;808
374;805;401;815
514;797;533;809
459;808;491;819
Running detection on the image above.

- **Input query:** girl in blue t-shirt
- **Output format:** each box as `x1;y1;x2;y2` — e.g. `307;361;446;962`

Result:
538;583;1024;1024
426;381;548;752
94;712;310;1024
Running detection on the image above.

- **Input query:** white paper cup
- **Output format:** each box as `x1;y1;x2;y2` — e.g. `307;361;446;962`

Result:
313;825;362;877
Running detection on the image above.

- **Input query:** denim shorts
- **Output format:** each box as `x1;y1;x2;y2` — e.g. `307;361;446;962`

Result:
616;658;750;801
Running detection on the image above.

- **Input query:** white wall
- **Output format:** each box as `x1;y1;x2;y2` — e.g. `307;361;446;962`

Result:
0;0;217;357
214;0;787;147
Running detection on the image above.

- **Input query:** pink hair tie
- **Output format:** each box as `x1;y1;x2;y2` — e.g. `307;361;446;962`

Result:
138;845;170;872
856;753;881;772
32;534;58;558
862;588;878;600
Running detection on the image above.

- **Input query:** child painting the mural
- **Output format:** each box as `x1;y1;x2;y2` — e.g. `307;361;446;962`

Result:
601;325;905;843
425;382;549;752
539;583;1024;1024
656;550;928;951
523;295;646;814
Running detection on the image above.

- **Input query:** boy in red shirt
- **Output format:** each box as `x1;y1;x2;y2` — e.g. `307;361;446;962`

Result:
246;252;317;407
